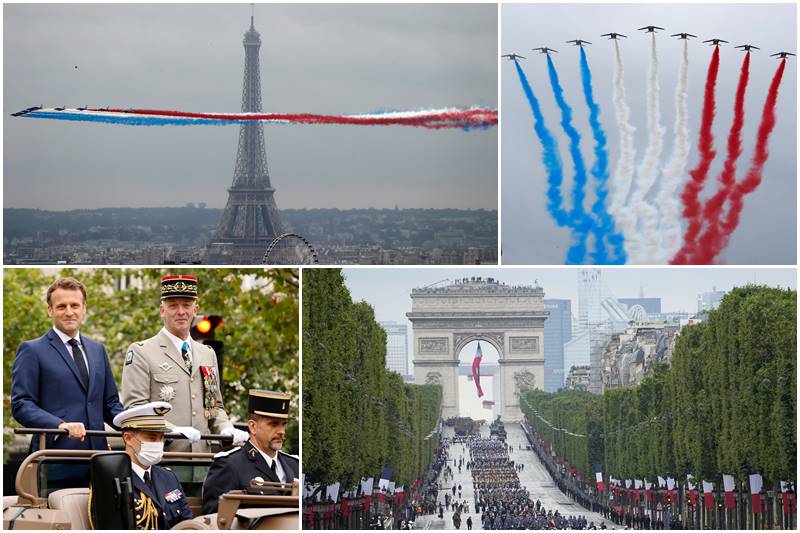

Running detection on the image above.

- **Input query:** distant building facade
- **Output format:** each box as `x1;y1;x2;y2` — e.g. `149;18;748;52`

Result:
380;322;409;375
697;288;726;313
564;365;591;391
544;299;572;392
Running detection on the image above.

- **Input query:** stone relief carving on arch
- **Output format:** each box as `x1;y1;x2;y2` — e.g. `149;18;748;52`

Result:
453;332;504;355
514;370;537;396
425;371;443;385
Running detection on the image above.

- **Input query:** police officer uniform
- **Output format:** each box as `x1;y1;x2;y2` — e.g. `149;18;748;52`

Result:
90;402;192;530
201;390;299;515
120;275;233;453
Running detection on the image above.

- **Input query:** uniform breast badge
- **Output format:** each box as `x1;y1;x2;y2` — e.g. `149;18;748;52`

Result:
164;488;183;503
200;366;222;419
159;385;176;402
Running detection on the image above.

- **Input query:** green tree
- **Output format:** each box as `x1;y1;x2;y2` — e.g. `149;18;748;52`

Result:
302;268;442;490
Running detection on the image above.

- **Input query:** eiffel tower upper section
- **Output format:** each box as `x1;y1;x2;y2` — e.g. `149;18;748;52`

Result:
210;12;284;264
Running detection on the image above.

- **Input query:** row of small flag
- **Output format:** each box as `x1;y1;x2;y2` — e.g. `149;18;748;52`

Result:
594;465;796;513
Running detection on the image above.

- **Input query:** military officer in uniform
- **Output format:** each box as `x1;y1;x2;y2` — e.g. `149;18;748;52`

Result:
201;390;299;514
90;402;192;530
120;275;248;453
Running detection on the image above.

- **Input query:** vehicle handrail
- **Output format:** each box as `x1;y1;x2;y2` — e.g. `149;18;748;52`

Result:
14;449;218;508
14;427;234;442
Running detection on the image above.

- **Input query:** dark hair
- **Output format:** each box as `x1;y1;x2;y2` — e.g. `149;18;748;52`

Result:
46;277;87;306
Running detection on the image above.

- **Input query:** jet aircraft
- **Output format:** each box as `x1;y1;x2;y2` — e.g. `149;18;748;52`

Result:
638;26;665;33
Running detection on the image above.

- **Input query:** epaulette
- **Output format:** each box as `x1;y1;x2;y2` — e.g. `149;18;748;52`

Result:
214;447;242;459
279;450;299;461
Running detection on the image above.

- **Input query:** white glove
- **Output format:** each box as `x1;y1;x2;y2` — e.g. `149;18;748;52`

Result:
174;426;202;443
221;426;249;446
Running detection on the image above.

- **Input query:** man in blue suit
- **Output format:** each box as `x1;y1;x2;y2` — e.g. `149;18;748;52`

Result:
11;276;124;490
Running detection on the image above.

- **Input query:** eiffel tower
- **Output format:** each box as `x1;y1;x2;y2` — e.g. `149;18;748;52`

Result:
207;10;284;264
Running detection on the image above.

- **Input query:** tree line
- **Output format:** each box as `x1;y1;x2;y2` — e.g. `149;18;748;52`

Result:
303;268;442;489
522;285;796;486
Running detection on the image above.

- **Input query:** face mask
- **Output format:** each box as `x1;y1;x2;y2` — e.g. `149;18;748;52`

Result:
132;436;164;466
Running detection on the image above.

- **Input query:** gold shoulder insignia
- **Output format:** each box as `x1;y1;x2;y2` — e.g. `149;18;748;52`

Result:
134;491;160;530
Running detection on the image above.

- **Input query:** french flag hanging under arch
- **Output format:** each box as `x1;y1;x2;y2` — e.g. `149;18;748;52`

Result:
472;342;484;398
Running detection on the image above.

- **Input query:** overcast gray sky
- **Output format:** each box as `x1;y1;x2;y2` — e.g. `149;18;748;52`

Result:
501;3;796;265
4;3;497;210
342;266;797;323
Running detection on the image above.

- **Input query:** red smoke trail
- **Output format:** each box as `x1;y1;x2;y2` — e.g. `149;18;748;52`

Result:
689;52;750;263
705;59;787;263
97;107;498;129
672;47;720;264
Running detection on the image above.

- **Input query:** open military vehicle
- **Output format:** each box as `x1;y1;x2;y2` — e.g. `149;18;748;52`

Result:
3;428;299;530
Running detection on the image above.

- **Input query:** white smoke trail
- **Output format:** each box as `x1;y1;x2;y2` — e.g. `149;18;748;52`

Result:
629;32;665;263
654;39;690;263
608;39;638;261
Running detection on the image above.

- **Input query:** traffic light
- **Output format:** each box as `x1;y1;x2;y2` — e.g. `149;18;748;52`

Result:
191;315;224;381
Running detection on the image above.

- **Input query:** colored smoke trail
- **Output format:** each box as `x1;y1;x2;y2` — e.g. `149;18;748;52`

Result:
672;46;720;264
655;39;691;263
691;52;751;263
629;32;665;263
579;47;626;264
513;61;579;257
16;107;498;130
546;54;594;264
706;59;787;263
608;39;637;259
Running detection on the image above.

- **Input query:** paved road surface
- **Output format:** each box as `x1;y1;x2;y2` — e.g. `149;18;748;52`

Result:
414;422;610;530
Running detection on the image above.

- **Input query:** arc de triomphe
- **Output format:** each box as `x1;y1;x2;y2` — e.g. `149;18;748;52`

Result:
407;277;548;421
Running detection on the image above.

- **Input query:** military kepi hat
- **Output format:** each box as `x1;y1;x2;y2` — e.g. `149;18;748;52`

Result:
248;390;291;419
113;401;172;432
161;275;198;300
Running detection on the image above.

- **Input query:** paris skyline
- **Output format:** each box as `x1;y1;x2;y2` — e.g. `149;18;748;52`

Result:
4;4;497;211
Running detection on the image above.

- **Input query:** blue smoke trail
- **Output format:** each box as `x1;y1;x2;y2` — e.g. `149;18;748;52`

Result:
545;55;593;264
21;111;240;126
579;47;627;264
513;61;570;226
514;61;586;264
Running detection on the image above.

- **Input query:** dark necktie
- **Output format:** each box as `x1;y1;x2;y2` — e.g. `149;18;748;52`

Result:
67;339;89;388
144;470;156;495
181;341;192;374
269;459;278;479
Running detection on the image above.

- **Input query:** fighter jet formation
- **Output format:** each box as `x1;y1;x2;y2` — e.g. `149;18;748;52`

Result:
500;26;793;64
504;21;793;265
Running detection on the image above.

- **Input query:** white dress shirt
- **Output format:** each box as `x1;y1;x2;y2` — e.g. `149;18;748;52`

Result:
131;461;153;487
54;327;89;374
161;327;192;367
255;445;286;483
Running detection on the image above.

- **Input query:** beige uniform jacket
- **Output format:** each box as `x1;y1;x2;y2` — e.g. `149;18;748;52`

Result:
120;330;233;453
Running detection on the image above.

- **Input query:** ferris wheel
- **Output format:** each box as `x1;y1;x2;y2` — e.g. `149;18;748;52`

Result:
262;233;319;265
